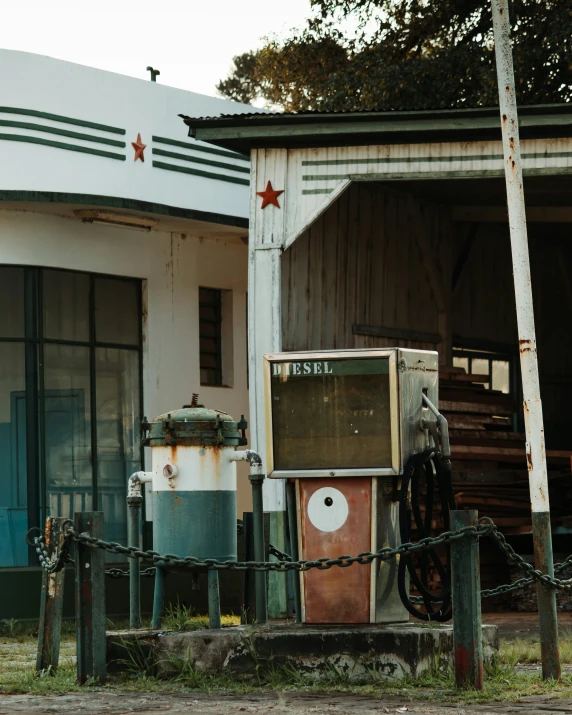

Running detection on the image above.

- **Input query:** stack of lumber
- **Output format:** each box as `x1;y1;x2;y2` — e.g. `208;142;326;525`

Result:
438;365;572;535
409;366;572;609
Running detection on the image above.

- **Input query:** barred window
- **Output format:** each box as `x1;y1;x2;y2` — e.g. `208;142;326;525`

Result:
199;287;223;386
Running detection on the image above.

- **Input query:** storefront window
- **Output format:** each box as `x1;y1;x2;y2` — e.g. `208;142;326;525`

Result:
0;267;142;567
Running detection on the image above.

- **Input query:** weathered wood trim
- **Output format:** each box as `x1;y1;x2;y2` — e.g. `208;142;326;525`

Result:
283;179;351;251
353;324;441;344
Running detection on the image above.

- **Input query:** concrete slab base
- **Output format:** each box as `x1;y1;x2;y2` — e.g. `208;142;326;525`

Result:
107;622;498;683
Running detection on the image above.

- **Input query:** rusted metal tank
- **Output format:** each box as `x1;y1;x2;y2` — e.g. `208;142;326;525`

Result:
144;399;247;561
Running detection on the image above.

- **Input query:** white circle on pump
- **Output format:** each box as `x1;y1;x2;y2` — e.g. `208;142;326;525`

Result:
307;487;349;532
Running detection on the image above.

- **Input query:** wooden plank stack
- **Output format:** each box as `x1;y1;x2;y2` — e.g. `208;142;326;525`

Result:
410;365;572;610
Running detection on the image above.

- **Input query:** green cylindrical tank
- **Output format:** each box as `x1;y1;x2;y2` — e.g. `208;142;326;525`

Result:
143;403;247;561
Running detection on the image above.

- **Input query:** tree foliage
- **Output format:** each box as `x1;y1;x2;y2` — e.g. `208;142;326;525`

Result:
217;1;572;111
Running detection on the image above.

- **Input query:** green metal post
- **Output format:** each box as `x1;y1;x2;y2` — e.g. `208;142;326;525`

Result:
286;481;301;622
533;511;561;680
127;489;142;630
451;510;483;690
250;472;268;623
208;569;222;629
74;512;106;684
151;566;166;629
36;517;66;672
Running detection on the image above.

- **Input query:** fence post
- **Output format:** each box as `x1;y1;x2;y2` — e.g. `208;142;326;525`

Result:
127;486;142;629
207;568;222;629
74;511;106;683
250;472;268;623
451;509;483;690
36;517;67;672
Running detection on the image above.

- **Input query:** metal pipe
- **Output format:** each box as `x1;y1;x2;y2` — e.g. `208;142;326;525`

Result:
490;0;560;681
228;449;264;475
285;481;301;623
151;566;166;630
207;569;222;629
127;472;151;630
422;393;451;459
250;471;268;623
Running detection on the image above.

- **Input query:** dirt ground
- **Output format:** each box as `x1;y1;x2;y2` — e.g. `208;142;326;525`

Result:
2;690;572;715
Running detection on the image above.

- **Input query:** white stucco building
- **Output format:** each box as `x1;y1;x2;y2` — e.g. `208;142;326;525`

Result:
0;50;253;602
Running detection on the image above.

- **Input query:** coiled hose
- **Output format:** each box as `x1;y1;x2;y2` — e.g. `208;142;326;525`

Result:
397;448;456;622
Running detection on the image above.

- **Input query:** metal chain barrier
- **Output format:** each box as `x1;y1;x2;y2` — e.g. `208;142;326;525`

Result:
29;517;572;596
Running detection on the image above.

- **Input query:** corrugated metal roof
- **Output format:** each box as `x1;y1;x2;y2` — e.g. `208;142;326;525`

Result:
180;102;572;123
178;103;572;154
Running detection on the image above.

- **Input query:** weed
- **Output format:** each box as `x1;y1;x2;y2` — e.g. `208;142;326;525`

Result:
0;619;18;637
111;631;157;679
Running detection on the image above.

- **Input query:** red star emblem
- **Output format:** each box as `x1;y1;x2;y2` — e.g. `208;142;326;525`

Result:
131;133;146;162
257;181;284;209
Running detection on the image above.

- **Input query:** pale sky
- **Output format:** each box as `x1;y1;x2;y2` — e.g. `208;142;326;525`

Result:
1;0;313;100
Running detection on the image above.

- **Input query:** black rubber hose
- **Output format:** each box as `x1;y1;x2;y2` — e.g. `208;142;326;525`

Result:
397;450;456;622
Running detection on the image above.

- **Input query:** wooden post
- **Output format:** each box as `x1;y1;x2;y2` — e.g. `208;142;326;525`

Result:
36;517;67;672
451;510;484;690
74;512;106;683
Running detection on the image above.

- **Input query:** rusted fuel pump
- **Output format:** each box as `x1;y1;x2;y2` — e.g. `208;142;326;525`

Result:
136;397;264;629
264;348;454;624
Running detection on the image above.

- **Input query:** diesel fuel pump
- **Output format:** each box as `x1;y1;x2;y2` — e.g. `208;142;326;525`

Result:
264;348;454;625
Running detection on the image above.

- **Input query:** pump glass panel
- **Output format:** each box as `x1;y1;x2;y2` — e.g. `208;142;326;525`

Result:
270;358;392;470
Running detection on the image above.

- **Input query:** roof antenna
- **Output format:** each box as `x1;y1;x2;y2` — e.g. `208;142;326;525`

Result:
146;66;160;82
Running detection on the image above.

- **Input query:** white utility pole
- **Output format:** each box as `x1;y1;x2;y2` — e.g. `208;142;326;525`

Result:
490;0;560;680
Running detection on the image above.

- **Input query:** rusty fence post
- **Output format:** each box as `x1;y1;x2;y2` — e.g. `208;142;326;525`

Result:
36;517;67;672
451;510;483;690
74;511;106;683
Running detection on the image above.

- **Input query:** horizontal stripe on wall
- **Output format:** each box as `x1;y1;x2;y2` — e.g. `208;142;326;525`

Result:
302;188;334;195
152;160;249;186
152;135;249;162
0;120;126;147
152;147;250;174
0;107;125;135
0;191;249;228
0;133;125;160
299;166;572;186
302;150;572;168
302;154;504;167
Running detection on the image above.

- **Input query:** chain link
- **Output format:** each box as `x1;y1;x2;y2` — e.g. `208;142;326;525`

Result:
30;517;572;598
54;522;493;573
481;525;572;598
104;567;157;579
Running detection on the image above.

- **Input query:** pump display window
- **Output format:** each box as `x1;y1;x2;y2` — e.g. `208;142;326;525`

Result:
0;266;142;567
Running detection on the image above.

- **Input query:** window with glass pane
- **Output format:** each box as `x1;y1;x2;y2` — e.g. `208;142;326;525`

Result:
0;343;27;567
453;348;512;396
96;348;140;557
95;277;139;345
0;266;142;567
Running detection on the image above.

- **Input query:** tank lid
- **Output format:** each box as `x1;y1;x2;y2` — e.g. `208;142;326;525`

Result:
141;395;247;448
